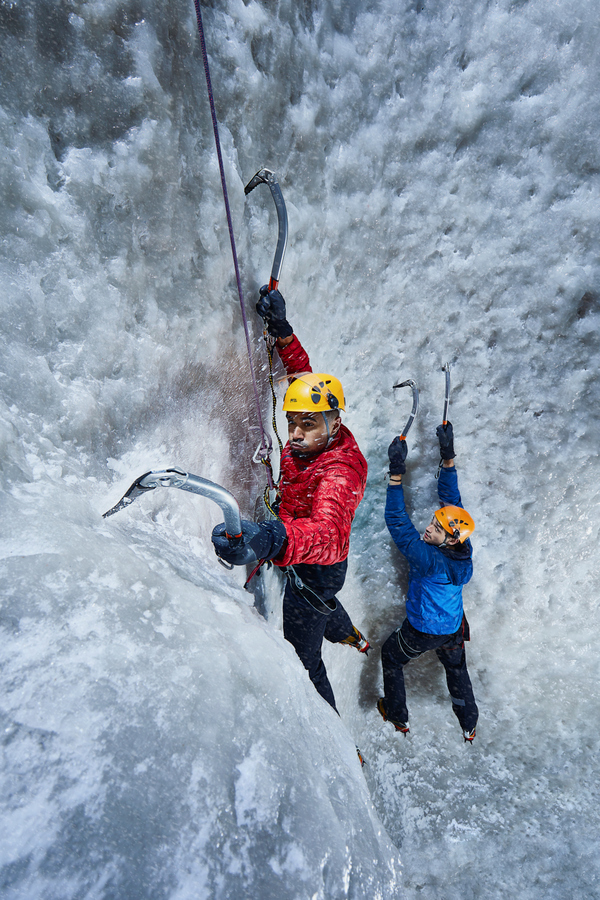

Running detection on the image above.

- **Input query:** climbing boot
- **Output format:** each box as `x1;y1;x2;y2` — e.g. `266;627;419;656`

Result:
341;626;370;654
463;726;476;743
377;698;409;734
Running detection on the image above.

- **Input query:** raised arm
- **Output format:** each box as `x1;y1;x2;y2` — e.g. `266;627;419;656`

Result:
255;287;312;375
435;421;465;508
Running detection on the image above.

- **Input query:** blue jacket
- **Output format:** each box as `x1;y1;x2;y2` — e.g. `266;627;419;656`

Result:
384;466;473;635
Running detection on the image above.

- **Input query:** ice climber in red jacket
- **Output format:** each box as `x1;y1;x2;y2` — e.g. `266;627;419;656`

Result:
212;288;369;711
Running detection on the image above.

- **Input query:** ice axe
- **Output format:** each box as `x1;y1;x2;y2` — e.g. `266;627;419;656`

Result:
244;167;288;291
102;468;252;568
393;378;419;440
442;362;451;426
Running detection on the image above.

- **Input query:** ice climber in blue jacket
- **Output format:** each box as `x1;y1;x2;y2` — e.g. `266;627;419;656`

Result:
377;421;479;742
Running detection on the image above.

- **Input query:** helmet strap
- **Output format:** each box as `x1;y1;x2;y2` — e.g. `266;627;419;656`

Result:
321;411;332;448
321;411;342;448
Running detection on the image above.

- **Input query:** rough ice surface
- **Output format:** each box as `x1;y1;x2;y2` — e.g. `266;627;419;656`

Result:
1;0;599;898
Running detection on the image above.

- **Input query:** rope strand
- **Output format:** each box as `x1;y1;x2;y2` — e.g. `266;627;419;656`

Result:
192;1;273;484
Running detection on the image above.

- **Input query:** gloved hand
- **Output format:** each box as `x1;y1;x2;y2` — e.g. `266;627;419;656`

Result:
255;286;294;339
388;436;408;475
211;519;287;566
436;421;455;460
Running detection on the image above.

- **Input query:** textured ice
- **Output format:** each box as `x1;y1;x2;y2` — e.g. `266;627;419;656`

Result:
1;0;600;898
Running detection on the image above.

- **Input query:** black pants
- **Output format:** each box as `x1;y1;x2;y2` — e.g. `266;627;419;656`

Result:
381;616;479;731
283;580;354;711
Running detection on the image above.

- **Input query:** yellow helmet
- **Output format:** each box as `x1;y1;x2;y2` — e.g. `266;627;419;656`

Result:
283;373;345;412
434;505;475;543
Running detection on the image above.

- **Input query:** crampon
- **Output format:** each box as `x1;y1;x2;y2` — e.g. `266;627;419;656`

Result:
377;698;409;734
341;627;370;654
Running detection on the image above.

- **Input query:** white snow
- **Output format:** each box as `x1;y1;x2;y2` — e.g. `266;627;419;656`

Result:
1;0;600;898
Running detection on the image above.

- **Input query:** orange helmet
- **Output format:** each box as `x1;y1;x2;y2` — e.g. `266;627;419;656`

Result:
434;505;475;543
283;373;345;412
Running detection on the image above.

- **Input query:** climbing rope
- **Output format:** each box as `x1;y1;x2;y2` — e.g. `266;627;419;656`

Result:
261;334;285;518
192;1;274;486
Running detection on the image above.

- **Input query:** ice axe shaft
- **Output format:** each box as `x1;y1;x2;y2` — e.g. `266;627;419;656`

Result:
392;379;419;440
102;467;243;538
442;362;451;426
244;167;288;290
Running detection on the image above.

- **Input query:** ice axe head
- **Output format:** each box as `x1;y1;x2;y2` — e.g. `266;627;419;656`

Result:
393;378;419;440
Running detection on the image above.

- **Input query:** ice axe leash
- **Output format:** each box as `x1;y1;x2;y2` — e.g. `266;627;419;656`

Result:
393;378;420;440
102;468;251;569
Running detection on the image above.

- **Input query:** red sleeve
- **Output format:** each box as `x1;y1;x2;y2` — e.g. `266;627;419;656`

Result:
276;334;312;376
277;463;364;566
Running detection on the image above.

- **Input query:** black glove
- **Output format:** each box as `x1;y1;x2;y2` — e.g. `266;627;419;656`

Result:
211;519;287;567
436;421;455;460
255;287;294;339
388;437;408;475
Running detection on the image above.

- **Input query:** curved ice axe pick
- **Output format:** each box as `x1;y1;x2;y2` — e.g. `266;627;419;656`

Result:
244;167;288;291
102;467;250;568
442;362;451;426
392;379;420;440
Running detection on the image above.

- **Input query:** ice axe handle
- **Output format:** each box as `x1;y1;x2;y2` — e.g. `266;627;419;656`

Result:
442;363;451;426
244;167;288;291
393;379;419;441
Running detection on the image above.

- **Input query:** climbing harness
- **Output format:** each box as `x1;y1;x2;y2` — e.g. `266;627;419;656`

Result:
192;2;273;482
102;467;253;568
283;565;337;615
393;378;420;440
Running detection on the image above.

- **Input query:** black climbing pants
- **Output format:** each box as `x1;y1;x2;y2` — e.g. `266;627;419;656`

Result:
283;580;354;712
381;616;478;731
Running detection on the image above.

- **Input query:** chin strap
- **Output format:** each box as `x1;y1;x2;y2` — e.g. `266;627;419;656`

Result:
321;411;342;449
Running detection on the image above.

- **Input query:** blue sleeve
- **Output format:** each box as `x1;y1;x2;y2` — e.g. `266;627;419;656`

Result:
384;485;437;576
437;465;463;508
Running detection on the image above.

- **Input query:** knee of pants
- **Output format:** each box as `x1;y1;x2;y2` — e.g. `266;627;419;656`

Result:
382;631;408;668
436;645;466;670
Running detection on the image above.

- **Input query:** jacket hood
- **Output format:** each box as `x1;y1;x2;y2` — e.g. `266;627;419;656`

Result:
439;538;472;562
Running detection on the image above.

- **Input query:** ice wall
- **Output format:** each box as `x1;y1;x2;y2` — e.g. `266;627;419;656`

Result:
1;1;600;898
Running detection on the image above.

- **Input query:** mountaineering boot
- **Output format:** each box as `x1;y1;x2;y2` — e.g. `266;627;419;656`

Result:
341;626;370;654
463;726;476;743
356;746;366;767
377;698;409;734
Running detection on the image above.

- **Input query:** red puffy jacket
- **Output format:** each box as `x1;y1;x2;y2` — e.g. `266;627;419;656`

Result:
274;335;367;567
